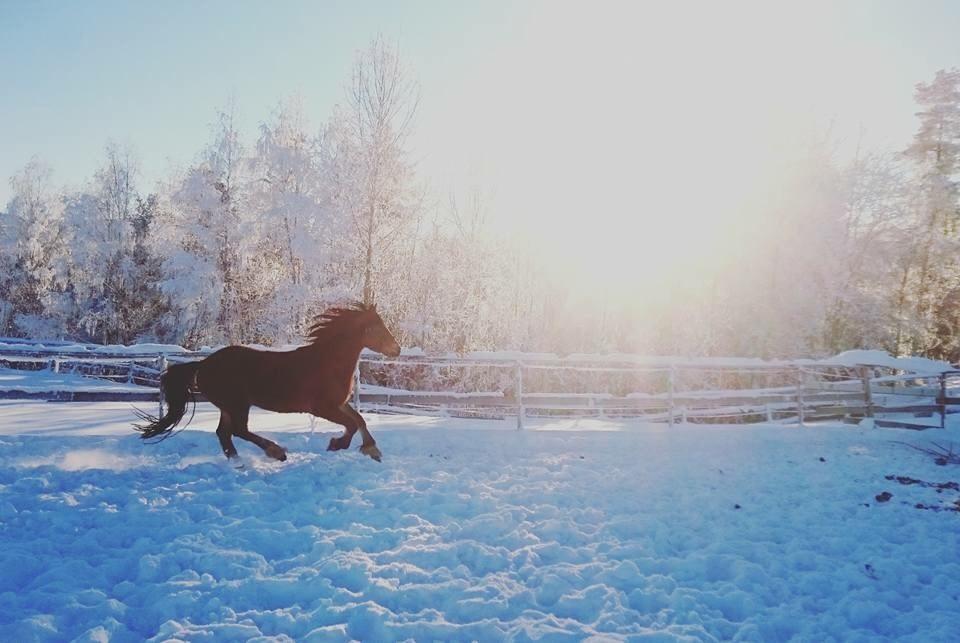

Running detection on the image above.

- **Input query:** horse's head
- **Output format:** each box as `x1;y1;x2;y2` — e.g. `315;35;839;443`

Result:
360;305;401;357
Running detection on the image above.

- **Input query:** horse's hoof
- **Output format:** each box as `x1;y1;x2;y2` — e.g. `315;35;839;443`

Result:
360;444;382;462
265;444;287;461
327;437;347;452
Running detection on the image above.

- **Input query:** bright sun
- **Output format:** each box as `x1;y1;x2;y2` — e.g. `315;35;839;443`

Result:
433;1;810;307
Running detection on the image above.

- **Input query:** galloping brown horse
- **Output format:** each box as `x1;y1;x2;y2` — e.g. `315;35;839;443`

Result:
134;303;400;463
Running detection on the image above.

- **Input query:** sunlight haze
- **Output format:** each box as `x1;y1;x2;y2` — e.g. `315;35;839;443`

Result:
3;0;960;353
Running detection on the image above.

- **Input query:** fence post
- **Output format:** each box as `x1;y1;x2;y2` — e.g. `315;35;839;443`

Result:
516;361;525;430
860;366;874;422
796;367;805;427
158;355;168;417
939;373;947;430
353;363;361;408
668;365;675;428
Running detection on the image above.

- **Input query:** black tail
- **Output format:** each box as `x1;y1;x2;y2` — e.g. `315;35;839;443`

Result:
134;361;201;442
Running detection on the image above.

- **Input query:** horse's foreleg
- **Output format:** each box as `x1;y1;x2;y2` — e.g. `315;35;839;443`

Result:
321;405;381;462
344;404;379;457
323;405;356;452
216;411;239;459
232;407;287;462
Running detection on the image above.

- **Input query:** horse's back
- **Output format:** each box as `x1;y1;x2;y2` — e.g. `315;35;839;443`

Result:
202;344;267;374
198;345;273;403
198;345;311;412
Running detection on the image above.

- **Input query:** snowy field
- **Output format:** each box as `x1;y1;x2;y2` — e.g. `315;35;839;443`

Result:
1;402;959;641
0;366;150;394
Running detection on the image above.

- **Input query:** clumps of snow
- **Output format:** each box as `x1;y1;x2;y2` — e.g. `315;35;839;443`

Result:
58;449;149;471
176;454;226;469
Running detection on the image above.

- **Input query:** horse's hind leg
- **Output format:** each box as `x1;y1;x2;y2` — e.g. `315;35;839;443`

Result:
216;410;239;460
232;406;287;462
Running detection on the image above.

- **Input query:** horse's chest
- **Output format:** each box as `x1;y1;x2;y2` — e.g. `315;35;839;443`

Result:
309;378;351;407
274;369;347;406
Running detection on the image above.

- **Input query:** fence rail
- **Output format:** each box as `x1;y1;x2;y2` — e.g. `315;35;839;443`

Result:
1;343;957;430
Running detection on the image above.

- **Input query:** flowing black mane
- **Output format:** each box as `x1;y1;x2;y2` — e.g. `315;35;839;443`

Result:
306;303;374;345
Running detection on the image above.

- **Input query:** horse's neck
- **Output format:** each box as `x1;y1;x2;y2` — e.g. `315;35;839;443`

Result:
332;335;364;368
304;333;364;375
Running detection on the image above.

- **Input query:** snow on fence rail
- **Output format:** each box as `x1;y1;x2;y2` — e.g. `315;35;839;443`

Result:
0;343;957;430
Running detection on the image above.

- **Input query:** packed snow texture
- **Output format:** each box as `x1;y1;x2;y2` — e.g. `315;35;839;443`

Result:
1;402;958;641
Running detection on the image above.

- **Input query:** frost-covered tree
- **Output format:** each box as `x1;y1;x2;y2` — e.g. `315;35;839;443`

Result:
397;190;519;352
159;105;273;346
62;143;166;343
254;98;317;289
250;97;350;339
692;141;848;358
821;150;912;353
123;194;169;339
0;160;68;337
335;37;422;306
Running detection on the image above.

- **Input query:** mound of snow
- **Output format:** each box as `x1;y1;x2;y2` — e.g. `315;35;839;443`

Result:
819;350;954;374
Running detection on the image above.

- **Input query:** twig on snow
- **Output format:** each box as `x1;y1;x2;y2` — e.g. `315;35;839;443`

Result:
892;440;960;465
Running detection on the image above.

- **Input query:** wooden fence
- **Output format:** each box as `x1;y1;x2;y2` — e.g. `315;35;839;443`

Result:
0;341;957;430
355;355;959;430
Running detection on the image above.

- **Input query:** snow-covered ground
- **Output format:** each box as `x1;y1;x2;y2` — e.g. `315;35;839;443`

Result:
0;367;150;394
1;401;958;641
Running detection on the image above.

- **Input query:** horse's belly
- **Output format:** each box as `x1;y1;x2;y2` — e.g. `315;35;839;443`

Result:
249;388;305;414
250;380;339;414
251;402;300;414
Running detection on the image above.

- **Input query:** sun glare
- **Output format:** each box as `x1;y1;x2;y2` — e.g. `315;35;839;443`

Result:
441;1;814;308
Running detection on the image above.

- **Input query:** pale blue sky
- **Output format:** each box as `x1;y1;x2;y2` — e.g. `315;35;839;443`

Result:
2;0;960;223
0;0;525;202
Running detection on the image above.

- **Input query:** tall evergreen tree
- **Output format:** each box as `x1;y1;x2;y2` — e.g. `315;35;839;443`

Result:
903;68;960;358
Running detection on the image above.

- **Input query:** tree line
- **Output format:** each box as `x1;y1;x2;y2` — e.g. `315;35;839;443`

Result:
3;49;960;360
